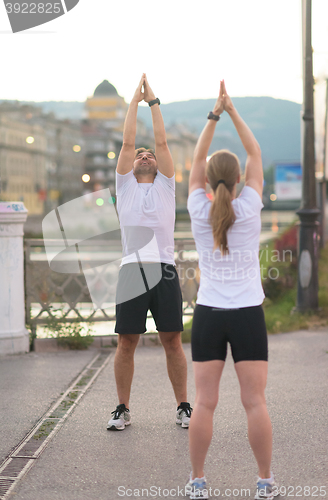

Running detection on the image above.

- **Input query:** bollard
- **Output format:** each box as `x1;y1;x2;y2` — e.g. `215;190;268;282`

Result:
0;202;29;355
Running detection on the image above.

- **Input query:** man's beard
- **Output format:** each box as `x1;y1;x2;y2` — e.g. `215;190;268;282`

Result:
134;164;157;178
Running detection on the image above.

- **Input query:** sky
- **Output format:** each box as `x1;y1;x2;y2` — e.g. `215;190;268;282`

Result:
0;0;327;105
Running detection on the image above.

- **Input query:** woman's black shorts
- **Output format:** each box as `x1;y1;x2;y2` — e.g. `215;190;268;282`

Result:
191;304;268;363
115;263;183;334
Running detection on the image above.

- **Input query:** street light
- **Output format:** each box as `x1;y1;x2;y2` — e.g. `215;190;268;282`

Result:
295;0;321;311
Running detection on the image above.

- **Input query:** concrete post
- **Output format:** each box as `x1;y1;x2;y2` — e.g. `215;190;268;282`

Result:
0;202;29;355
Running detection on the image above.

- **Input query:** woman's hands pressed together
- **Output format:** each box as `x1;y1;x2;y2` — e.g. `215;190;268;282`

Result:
221;80;234;115
213;80;225;116
213;80;235;116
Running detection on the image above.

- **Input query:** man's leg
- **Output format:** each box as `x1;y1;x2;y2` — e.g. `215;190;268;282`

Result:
158;331;187;404
114;333;140;408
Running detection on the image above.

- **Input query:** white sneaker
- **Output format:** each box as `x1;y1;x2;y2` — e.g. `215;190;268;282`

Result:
107;404;131;431
185;472;209;499
176;402;192;428
255;474;280;500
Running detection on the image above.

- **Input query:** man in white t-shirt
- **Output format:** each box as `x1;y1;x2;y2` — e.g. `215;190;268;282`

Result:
107;74;192;431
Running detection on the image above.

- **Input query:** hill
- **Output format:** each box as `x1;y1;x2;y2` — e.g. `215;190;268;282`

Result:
138;97;301;169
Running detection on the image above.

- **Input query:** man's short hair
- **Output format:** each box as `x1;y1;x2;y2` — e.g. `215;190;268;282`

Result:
134;147;156;160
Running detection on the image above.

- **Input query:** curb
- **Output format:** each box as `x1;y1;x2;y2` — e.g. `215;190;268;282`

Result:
33;334;161;353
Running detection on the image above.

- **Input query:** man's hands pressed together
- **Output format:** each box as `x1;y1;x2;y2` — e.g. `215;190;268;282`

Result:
117;73;174;179
143;74;156;104
132;73;146;103
131;73;157;105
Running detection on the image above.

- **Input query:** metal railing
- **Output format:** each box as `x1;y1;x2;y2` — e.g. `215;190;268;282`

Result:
24;238;199;335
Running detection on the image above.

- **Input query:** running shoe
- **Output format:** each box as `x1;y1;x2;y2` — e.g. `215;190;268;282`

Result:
255;474;280;500
185;472;209;499
176;402;192;428
107;403;131;431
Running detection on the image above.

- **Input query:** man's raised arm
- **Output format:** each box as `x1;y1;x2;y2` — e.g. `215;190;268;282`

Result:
116;74;145;175
143;74;174;178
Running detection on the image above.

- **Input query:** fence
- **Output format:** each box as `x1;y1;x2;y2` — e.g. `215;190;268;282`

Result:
24;238;199;336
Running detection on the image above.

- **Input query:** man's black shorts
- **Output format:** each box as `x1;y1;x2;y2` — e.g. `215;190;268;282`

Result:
191;304;268;363
115;263;183;334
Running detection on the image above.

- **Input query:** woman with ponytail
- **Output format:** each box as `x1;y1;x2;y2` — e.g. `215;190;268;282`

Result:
185;81;278;500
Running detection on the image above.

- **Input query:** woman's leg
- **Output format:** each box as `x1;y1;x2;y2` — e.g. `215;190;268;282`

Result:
234;361;272;479
189;360;225;479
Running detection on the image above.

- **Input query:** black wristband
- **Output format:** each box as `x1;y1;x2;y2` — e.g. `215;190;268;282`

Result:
207;111;220;121
149;98;160;107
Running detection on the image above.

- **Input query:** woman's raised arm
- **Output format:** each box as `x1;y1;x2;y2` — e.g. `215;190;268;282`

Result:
189;80;225;194
222;81;263;197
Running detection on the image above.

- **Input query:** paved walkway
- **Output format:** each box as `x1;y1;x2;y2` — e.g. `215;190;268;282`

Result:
0;329;327;500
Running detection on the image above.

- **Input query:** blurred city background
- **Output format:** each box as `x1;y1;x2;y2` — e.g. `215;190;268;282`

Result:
0;0;327;344
0;76;326;230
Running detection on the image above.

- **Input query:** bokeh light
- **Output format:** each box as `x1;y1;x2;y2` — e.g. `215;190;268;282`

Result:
73;145;81;152
26;136;34;144
176;172;183;183
82;174;90;183
96;198;104;206
107;151;116;159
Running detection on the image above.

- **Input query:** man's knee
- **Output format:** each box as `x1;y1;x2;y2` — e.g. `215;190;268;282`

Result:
159;331;182;351
117;334;140;353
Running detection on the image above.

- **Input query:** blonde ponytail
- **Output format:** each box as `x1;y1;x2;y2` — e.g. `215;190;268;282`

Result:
206;150;240;255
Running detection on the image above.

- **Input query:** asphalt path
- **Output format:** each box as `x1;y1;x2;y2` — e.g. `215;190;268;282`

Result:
1;329;327;500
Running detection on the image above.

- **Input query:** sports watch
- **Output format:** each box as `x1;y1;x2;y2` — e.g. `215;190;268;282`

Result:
207;111;220;121
149;98;161;107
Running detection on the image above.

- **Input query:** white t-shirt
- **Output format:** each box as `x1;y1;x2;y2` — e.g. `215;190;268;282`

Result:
116;169;176;266
187;186;265;308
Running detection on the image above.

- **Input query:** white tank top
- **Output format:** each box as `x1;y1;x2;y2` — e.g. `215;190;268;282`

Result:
116;169;176;266
187;186;265;308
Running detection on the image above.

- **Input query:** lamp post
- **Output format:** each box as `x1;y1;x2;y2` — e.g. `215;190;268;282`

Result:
296;0;321;311
318;79;328;249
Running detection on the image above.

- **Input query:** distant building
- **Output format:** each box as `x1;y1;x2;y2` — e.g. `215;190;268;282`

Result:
48;119;83;210
81;120;121;197
0;102;83;215
0;105;47;214
85;80;127;131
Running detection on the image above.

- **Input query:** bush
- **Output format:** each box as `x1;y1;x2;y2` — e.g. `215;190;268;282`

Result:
274;224;298;265
262;264;296;300
44;307;94;350
261;224;298;300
